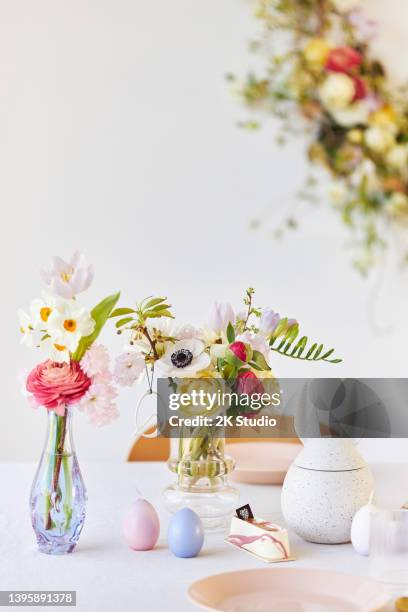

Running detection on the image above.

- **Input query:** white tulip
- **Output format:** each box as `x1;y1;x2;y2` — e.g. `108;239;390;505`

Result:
207;302;235;335
365;126;395;154
386;145;408;171
330;100;370;127
333;0;360;12
319;73;355;110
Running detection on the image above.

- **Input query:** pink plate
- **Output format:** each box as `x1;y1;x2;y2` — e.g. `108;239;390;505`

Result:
226;442;300;485
188;568;389;611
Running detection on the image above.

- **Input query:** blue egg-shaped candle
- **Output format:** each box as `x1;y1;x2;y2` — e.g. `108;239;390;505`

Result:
168;508;204;558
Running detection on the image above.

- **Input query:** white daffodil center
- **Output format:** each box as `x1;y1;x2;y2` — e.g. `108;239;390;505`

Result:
63;319;77;333
40;307;52;322
54;343;66;352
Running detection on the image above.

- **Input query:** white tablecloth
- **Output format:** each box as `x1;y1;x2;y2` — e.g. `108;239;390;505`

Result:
0;462;405;611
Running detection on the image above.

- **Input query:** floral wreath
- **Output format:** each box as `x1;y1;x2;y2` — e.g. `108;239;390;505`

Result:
231;0;408;273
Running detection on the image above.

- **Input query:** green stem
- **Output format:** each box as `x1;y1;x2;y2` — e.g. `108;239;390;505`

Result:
44;411;68;530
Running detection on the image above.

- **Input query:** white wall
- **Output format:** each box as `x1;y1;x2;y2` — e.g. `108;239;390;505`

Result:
1;0;407;462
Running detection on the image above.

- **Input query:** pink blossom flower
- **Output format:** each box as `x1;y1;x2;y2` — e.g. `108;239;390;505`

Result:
26;360;91;415
177;324;202;340
349;10;377;41
81;344;110;377
79;381;119;426
41;251;94;299
114;352;145;386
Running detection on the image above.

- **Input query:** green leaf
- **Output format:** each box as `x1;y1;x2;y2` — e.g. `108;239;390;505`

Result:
248;361;264;371
224;351;244;369
147;304;171;313
305;342;317;359
252;350;271;371
115;316;134;328
270;335;342;364
109;307;136;318
291;336;307;357
144;297;167;310
72;291;120;362
222;363;237;380
144;309;174;319
226;322;235;344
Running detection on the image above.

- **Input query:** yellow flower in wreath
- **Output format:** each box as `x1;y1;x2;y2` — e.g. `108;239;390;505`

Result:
303;38;331;68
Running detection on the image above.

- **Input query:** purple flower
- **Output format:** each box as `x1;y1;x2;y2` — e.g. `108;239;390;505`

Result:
259;308;281;336
349;10;377;41
207;302;235;335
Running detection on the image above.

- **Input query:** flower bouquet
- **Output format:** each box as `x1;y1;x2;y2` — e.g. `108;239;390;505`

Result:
19;252;120;554
113;288;341;530
232;0;408;272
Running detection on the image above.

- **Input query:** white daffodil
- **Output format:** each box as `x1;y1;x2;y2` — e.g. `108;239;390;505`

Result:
47;340;71;363
41;251;94;299
156;338;210;377
47;300;95;354
18;309;38;348
30;292;57;328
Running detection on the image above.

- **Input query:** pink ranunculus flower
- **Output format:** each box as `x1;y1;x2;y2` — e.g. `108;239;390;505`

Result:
26;359;92;415
326;46;362;73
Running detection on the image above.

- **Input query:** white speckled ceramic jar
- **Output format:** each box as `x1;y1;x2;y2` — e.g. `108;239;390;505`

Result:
281;439;374;544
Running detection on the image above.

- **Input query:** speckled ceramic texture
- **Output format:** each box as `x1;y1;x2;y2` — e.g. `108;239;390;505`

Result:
295;439;366;471
281;464;374;544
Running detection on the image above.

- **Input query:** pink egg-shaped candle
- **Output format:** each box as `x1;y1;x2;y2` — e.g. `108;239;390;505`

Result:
123;498;160;551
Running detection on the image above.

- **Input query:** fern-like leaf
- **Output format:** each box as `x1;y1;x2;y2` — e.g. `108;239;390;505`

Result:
269;325;342;364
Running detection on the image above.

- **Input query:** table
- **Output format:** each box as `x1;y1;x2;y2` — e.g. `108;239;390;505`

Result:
0;462;405;611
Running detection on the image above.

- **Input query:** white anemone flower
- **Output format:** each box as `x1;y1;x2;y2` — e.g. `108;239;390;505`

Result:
41;251;94;299
156;339;210;377
47;299;95;354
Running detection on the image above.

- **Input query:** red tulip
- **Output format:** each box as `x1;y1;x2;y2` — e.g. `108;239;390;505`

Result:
236;371;264;396
326;46;362;73
229;341;247;362
352;76;367;101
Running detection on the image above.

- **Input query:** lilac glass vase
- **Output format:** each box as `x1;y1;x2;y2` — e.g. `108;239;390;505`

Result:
30;407;87;554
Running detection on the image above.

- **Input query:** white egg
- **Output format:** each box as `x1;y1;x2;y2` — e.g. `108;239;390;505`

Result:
351;493;376;556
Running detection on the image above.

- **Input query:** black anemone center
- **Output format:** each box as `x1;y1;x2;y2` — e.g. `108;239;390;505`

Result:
171;348;194;368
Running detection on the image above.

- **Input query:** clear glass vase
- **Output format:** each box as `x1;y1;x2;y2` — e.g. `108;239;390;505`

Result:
30;407;87;554
163;426;238;532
